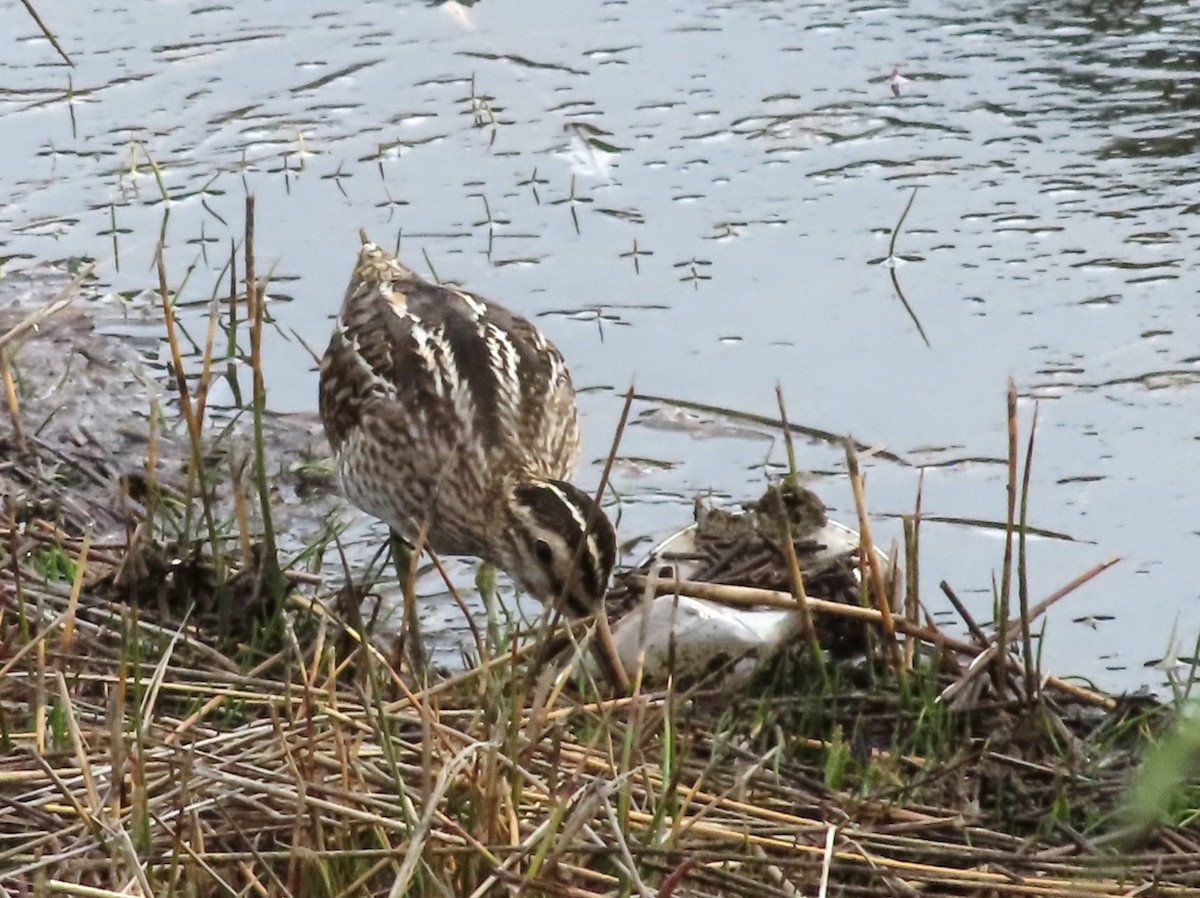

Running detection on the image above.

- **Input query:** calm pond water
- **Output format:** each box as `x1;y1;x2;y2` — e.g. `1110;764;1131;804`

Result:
3;0;1199;691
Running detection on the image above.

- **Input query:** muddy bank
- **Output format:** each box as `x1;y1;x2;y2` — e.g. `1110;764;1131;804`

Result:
0;263;338;563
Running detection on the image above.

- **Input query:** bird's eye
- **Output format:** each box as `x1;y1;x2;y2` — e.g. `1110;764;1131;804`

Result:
533;539;555;566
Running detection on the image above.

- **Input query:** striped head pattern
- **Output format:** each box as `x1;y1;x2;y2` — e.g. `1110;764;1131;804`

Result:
502;479;616;618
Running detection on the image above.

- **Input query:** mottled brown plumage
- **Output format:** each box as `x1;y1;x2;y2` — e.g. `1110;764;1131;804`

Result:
319;242;617;623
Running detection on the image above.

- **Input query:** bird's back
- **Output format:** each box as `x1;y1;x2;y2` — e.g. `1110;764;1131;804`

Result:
319;245;583;555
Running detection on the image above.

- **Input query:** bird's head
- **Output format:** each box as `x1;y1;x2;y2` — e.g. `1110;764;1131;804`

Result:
501;479;617;618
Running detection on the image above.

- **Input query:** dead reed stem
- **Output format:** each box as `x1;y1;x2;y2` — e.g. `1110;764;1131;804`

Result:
773;386;819;654
244;195;277;568
998;379;1018;676
843;438;904;679
17;0;73;66
1019;400;1040;700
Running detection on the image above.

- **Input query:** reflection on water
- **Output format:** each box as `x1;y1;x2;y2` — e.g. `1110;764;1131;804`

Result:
2;0;1199;689
1008;0;1200;162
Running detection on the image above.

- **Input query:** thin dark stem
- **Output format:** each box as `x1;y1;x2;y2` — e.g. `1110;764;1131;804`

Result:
887;186;919;259
1018;401;1040;702
19;0;72;67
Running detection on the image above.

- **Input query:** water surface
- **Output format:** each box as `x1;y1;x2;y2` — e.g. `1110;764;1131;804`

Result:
3;0;1199;689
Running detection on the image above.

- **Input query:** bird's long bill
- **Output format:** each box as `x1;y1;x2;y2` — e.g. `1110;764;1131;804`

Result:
592;611;630;694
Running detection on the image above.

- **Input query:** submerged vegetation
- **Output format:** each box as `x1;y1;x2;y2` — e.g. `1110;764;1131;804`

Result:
1;205;1200;897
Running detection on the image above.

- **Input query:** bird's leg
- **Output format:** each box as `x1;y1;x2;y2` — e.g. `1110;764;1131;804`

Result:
390;528;429;679
476;561;502;657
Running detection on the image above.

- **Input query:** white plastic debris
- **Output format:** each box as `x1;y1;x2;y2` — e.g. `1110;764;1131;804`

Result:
594;519;891;688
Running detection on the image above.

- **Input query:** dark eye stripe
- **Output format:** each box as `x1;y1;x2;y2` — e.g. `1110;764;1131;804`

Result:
513;480;616;611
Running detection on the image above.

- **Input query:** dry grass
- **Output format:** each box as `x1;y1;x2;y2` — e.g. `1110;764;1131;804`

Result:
1;549;1199;897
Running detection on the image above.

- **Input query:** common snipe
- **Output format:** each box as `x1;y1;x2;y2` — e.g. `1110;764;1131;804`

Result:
319;239;626;689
